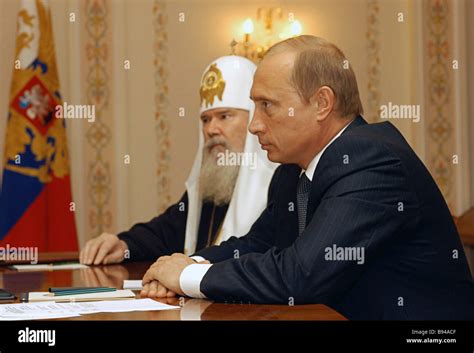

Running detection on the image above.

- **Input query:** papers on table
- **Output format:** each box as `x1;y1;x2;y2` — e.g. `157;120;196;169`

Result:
11;263;88;271
27;289;136;303
0;299;180;321
123;280;143;290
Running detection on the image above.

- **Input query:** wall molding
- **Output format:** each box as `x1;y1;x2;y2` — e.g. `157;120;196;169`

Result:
366;0;381;123
84;0;115;237
153;0;171;213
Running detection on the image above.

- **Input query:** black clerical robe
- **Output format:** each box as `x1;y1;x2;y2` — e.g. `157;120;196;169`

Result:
117;192;228;261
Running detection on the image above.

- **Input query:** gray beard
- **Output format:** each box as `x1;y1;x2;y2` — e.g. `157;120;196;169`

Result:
199;149;240;206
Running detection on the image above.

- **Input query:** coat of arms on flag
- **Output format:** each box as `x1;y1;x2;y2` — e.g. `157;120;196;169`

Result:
0;0;78;251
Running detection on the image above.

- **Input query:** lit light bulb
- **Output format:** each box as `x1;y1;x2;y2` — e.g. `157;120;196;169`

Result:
243;18;254;34
290;20;302;36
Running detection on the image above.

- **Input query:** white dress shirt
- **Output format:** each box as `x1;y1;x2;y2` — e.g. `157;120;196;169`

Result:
180;121;353;299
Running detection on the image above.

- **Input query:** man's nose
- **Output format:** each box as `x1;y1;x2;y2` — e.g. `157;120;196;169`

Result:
206;118;222;137
248;111;264;135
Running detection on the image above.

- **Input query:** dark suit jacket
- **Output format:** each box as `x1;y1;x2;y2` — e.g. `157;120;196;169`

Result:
117;193;189;261
194;115;474;320
118;193;228;261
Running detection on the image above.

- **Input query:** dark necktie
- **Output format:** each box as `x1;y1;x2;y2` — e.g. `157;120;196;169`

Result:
297;173;312;235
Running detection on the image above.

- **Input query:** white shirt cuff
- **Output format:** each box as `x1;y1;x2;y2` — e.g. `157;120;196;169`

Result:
190;256;206;263
180;264;212;299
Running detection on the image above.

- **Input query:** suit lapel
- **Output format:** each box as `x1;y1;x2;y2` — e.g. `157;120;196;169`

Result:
276;164;301;247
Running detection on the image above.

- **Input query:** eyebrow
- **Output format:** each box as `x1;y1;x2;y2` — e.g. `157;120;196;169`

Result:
200;110;232;119
250;95;274;103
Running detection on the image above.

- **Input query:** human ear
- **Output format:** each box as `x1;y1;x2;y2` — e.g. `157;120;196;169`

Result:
310;86;335;121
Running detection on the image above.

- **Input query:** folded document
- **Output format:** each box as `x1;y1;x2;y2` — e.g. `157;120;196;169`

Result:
0;299;180;320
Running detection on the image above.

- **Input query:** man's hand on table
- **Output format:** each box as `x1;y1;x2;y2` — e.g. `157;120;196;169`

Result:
140;280;177;298
141;253;210;298
80;232;129;265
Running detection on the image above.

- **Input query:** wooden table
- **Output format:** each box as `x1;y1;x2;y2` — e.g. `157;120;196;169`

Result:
0;253;346;320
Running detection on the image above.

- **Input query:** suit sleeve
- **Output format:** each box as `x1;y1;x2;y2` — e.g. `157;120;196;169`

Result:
200;136;420;304
192;166;282;263
117;192;188;261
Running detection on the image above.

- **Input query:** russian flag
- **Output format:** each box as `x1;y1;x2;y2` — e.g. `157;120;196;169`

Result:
0;0;78;252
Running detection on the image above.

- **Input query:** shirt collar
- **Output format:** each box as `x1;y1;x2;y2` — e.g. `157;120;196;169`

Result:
303;121;352;181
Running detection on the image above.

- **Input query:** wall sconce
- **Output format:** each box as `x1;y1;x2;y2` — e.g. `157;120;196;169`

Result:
230;8;303;63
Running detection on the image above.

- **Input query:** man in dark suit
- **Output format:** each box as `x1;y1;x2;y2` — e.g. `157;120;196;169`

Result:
141;35;474;320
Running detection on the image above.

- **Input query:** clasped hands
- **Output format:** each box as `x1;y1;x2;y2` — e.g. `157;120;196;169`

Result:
140;253;209;298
